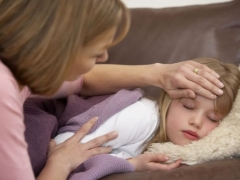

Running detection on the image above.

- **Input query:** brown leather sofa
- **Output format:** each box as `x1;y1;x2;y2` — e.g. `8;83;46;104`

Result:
101;1;240;179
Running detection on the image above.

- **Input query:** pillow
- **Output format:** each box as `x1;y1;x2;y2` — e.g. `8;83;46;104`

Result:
146;89;240;165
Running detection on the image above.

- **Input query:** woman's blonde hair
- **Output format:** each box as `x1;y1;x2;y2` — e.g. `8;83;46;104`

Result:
145;58;240;149
0;0;130;95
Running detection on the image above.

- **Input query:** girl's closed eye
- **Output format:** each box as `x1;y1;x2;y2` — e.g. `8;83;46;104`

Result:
207;116;219;123
207;113;222;123
181;99;196;110
183;104;195;110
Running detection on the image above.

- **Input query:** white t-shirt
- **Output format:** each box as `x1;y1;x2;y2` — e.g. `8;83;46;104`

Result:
54;97;160;159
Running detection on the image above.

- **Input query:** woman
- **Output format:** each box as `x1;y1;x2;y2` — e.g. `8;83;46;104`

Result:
0;1;223;180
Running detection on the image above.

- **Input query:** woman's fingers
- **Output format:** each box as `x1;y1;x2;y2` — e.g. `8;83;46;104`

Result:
65;116;118;150
165;61;224;99
188;61;224;89
83;131;118;150
84;146;113;158
66;117;98;143
187;76;222;99
47;117;118;172
187;62;224;95
167;88;196;99
170;76;219;99
189;61;220;79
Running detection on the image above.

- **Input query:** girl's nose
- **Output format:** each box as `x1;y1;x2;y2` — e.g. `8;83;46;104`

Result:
96;51;108;63
189;115;202;128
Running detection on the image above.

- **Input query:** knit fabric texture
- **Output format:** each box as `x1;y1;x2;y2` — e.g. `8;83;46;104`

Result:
69;154;135;180
24;89;143;179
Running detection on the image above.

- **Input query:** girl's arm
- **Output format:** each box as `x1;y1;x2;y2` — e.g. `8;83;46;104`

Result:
80;62;223;99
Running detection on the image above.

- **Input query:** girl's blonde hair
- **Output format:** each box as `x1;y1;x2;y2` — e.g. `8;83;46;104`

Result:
146;58;240;148
0;0;130;95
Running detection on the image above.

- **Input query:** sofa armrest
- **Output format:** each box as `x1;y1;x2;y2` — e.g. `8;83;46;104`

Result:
101;157;240;180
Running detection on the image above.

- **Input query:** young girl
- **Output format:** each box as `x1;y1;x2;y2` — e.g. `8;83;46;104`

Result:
147;58;240;147
54;58;240;171
0;0;224;179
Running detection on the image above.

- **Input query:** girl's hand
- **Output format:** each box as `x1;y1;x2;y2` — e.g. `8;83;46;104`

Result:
128;153;181;172
154;61;224;99
46;117;118;174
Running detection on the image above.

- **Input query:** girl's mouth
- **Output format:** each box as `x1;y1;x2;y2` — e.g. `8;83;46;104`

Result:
182;130;199;140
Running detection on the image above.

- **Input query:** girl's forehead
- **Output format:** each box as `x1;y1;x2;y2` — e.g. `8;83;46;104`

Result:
170;97;224;119
175;95;215;110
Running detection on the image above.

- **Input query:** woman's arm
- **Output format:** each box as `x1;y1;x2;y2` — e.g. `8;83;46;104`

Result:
28;77;83;99
0;72;35;180
80;62;224;99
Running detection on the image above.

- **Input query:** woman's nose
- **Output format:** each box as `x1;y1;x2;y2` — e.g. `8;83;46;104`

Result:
96;51;108;63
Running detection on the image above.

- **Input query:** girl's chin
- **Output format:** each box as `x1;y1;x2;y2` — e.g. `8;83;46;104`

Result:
171;140;191;146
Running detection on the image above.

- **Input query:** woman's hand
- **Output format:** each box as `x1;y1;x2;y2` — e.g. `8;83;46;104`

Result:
45;117;118;175
128;153;181;172
154;61;224;99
